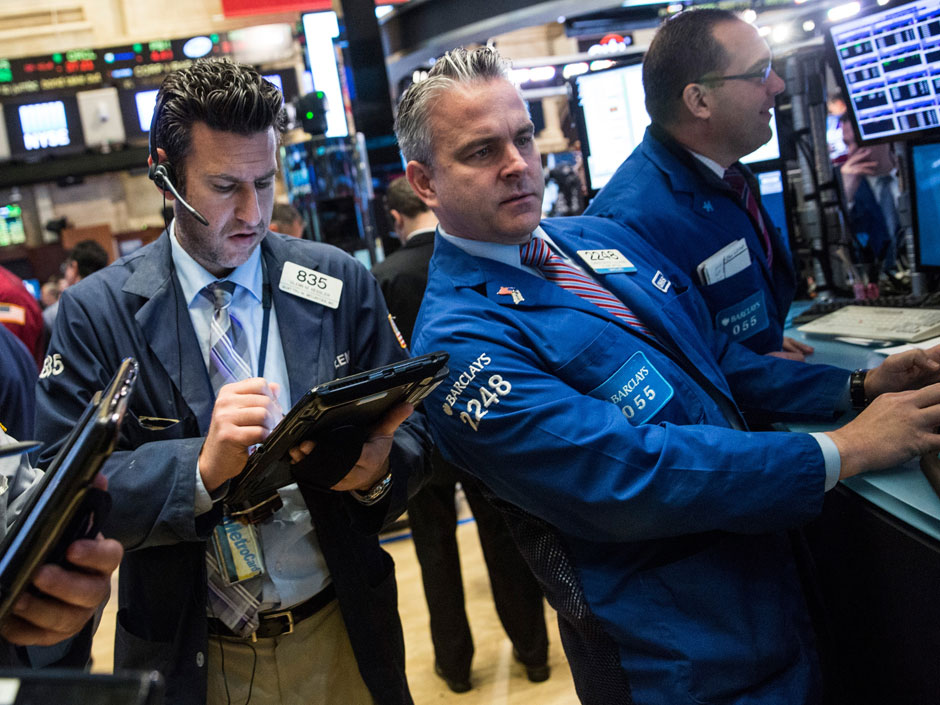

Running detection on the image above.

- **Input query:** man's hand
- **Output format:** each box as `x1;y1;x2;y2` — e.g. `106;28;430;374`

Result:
199;378;282;492
827;383;940;479
840;146;877;204
0;476;123;647
865;345;940;400
287;403;415;491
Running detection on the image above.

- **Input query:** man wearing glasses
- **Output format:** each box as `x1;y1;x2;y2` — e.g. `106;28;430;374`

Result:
587;9;812;360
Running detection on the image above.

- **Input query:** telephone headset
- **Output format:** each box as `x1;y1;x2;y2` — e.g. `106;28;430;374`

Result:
148;91;210;226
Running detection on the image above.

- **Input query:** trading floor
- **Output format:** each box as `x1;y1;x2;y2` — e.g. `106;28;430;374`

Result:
90;511;579;704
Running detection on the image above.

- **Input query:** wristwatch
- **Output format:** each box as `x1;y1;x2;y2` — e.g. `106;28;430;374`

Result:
351;470;393;505
850;368;870;411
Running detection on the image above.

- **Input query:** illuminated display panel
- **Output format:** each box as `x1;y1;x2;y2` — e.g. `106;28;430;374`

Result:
3;96;83;158
0;203;25;247
829;0;940;144
135;89;159;133
19;101;70;150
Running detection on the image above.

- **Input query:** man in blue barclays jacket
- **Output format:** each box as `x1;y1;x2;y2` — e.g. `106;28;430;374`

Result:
35;59;430;705
586;9;813;360
398;46;940;704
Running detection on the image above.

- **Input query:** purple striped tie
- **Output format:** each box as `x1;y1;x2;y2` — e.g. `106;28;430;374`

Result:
200;280;263;636
723;166;773;267
519;238;653;336
202;281;253;395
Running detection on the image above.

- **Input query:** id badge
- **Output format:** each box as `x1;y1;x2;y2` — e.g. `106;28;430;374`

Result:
577;249;637;274
715;291;769;343
590;351;674;425
211;516;266;585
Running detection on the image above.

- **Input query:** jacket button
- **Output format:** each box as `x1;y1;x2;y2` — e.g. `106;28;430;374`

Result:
196;651;205;667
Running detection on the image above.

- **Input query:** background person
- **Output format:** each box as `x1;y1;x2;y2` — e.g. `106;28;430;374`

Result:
586;8;812;360
42;240;109;330
372;176;549;692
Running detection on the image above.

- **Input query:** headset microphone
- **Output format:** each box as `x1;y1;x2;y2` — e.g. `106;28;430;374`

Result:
148;91;210;227
149;163;210;226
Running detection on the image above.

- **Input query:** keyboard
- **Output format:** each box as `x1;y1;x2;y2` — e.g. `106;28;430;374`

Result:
792;291;940;325
797;305;940;342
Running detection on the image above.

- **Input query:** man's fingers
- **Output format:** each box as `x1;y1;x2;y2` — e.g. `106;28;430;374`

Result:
63;536;124;575
371;403;414;438
289;439;316;464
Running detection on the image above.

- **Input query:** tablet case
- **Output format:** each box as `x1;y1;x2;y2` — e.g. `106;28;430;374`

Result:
0;358;138;626
225;351;449;522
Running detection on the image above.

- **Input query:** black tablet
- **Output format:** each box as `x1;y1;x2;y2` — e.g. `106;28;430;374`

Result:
0;668;163;705
0;358;138;626
225;351;449;515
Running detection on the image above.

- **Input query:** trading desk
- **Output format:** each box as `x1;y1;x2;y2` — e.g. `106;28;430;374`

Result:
785;318;940;705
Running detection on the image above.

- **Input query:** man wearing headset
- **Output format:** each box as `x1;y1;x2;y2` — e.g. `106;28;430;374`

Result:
35;59;430;705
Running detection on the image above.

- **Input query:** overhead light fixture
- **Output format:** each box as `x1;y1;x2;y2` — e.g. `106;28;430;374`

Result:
828;2;861;22
758;25;772;37
563;62;589;79
771;24;792;42
803;19;816;32
741;9;758;23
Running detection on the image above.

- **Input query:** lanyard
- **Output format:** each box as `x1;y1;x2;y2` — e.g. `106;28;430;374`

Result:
258;256;272;378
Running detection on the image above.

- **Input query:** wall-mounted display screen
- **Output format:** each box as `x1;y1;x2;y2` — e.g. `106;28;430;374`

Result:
829;0;940;144
0;203;26;247
2;96;84;159
135;90;159;133
20;101;70;151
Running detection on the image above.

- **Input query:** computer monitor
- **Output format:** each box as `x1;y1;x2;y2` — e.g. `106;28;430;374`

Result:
117;88;159;145
0;203;26;247
910;140;940;268
2;96;84;159
573;59;782;192
740;109;781;166
753;167;792;254
571;58;647;193
828;0;940;145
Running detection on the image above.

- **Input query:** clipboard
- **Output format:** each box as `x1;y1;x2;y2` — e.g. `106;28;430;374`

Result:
225;351;449;521
0;358;138;626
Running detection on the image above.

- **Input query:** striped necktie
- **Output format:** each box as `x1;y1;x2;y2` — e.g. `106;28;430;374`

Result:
723;166;773;267
202;281;252;394
519;238;653;336
201;280;263;637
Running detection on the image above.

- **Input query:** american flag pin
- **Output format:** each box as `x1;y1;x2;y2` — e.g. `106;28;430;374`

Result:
497;286;525;304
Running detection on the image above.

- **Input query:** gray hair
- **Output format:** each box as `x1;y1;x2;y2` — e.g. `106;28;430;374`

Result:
394;46;512;165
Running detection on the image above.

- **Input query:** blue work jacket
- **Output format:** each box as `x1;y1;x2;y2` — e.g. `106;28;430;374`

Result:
413;217;848;705
586;126;796;354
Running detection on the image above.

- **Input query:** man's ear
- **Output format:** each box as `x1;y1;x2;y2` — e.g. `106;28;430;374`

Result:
148;148;176;201
681;82;713;121
406;161;437;209
389;209;405;233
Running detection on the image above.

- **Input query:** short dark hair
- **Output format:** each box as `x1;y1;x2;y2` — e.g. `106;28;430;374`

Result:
271;202;301;230
385;176;428;219
152;58;287;190
643;8;739;126
69;239;108;278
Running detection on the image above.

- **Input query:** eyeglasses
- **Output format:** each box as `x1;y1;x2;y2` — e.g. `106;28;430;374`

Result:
697;60;774;86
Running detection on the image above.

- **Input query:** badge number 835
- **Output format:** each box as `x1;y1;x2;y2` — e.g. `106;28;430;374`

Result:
460;375;512;431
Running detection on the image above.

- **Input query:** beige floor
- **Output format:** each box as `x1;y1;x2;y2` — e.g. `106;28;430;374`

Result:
91;517;579;704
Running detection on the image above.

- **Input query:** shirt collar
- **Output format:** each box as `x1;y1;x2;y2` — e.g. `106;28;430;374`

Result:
169;219;263;307
437;224;561;272
688;150;727;179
